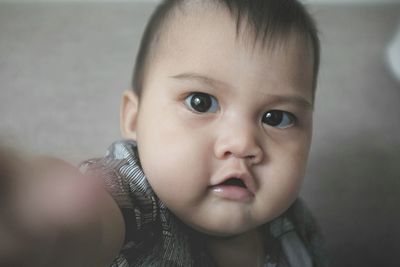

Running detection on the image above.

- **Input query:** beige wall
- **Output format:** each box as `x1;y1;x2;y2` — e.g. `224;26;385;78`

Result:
1;2;399;266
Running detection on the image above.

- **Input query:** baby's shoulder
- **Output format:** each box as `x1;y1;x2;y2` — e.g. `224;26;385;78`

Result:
288;198;328;267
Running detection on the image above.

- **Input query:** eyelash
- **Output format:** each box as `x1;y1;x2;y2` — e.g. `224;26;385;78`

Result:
184;92;219;113
183;92;297;129
261;110;297;129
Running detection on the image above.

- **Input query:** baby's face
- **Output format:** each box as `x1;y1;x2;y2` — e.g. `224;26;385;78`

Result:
122;5;314;236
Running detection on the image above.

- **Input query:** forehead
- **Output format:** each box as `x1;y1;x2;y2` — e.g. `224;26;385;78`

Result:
146;2;314;100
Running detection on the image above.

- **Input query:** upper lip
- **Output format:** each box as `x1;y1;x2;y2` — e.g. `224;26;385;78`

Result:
211;170;257;195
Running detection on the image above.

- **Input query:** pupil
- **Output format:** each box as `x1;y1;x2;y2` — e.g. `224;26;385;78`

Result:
263;111;283;126
191;93;211;112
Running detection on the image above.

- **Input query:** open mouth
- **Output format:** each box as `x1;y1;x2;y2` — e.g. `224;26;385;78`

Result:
220;177;247;188
211;176;253;201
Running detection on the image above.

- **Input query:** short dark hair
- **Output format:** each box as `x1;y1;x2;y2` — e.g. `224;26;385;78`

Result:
132;0;320;100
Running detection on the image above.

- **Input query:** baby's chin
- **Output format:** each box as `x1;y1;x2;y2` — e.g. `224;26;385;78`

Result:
181;217;261;238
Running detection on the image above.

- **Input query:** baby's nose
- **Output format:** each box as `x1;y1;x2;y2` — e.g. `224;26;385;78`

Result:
214;121;263;165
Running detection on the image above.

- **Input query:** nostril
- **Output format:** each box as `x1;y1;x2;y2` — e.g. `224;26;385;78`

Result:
247;149;263;165
214;137;263;162
221;151;233;159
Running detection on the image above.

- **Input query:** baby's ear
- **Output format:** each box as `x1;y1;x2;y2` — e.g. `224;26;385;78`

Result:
120;90;139;140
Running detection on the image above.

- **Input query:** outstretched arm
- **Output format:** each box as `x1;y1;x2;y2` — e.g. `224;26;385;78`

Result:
0;147;125;267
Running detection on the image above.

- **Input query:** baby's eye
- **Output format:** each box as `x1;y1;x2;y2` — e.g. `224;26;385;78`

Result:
262;110;296;129
184;92;219;113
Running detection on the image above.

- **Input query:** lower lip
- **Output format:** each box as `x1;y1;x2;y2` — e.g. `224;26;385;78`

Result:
210;185;254;202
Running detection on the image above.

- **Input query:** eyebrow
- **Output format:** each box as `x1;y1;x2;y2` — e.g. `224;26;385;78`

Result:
170;72;313;110
263;94;313;110
170;72;228;88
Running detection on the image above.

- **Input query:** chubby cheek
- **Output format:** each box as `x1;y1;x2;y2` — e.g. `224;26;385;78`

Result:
140;153;209;212
257;138;310;218
136;120;212;207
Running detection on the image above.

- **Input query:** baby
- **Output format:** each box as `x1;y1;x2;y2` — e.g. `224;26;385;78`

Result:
0;0;326;266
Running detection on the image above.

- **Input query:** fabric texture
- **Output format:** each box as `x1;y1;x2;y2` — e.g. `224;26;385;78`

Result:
81;140;328;267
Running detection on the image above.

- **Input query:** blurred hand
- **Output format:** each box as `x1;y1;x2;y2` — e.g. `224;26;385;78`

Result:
0;147;109;266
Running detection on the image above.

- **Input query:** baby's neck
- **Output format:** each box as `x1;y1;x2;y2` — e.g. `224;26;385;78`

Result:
206;227;265;267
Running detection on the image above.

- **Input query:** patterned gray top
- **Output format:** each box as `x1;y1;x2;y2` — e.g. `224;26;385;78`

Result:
81;140;328;267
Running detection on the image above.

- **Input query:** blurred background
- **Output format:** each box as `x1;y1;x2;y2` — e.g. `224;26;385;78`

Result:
0;0;399;266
